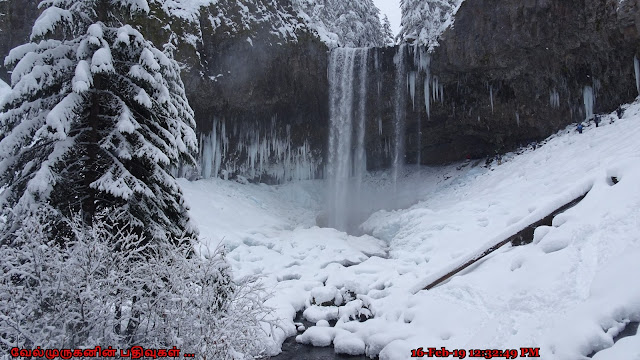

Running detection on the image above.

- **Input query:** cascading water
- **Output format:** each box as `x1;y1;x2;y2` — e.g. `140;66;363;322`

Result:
326;48;369;232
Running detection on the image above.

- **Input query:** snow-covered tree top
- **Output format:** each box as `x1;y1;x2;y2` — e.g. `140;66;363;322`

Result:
399;0;465;49
291;0;386;48
157;0;307;48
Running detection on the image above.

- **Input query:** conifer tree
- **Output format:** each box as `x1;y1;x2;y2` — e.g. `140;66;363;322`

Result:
0;0;198;244
382;14;395;46
399;0;463;47
292;0;386;47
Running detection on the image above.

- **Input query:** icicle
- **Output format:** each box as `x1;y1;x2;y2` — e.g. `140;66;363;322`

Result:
550;89;560;108
424;77;431;119
409;71;417;110
422;52;431;119
516;112;520;127
201;133;213;179
583;85;594;121
490;86;494;113
418;47;430;73
635;55;640;96
432;77;439;102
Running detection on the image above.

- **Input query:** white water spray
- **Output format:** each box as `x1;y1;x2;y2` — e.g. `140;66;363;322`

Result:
326;48;369;231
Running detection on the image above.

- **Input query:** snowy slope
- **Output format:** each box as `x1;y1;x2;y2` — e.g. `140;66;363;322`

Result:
180;100;640;359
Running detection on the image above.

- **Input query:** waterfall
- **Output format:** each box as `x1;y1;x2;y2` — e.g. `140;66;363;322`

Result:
326;48;369;232
392;45;407;189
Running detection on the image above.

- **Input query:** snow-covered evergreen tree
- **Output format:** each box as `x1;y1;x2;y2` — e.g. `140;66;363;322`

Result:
292;0;386;47
0;0;198;244
399;0;464;48
382;14;395;46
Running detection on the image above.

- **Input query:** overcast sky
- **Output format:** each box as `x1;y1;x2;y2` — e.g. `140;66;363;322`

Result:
373;0;402;35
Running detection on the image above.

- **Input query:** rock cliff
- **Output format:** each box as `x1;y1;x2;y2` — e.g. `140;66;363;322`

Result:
1;0;639;179
368;0;640;166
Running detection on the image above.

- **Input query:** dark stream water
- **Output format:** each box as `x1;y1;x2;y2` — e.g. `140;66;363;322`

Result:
268;312;374;360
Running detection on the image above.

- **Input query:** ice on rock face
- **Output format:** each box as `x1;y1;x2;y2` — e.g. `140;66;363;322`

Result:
424;77;431;119
584;85;595;121
490;85;494;113
550;89;560;108
198;116;319;183
635;55;640;96
409;71;417;110
417;47;432;119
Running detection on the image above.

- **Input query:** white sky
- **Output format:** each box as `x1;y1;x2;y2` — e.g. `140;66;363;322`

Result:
373;0;402;35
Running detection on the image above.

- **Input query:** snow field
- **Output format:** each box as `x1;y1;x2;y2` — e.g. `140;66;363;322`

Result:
180;101;640;359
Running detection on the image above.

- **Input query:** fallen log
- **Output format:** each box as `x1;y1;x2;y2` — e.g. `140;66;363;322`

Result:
421;191;589;291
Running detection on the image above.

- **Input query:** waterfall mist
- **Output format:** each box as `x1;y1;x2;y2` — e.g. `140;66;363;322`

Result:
326;48;369;232
325;46;417;234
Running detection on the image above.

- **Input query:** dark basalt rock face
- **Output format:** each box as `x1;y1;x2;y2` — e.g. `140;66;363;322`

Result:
184;15;329;183
0;0;40;81
373;0;640;165
1;0;639;178
0;0;329;183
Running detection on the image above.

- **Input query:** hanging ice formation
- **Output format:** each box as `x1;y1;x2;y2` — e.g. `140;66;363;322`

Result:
411;45;432;166
634;55;640;96
550;89;560;108
409;71;417;110
393;45;407;188
326;48;369;231
490;85;494;113
199;116;319;183
583;85;594;121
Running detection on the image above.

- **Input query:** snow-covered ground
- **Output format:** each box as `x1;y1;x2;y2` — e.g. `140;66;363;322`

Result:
179;100;640;360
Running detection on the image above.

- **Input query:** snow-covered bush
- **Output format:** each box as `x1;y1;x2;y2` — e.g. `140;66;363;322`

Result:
0;208;271;359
